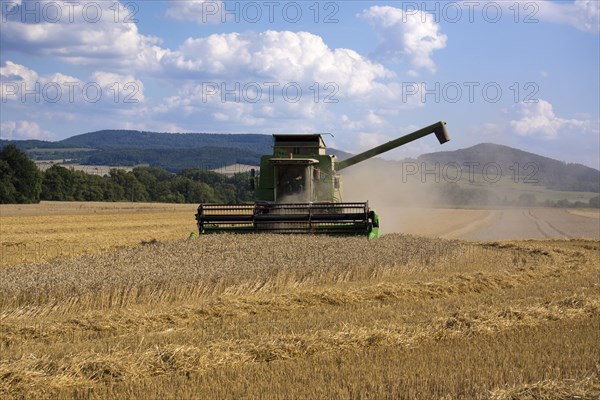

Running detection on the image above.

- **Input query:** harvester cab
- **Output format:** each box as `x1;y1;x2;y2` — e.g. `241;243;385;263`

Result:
258;134;339;204
196;121;450;238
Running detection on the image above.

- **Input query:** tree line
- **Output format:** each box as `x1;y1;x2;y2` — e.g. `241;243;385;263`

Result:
2;144;599;208
0;145;254;204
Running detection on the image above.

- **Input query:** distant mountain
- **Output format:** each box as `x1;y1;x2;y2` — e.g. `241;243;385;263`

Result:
82;147;263;172
0;139;69;149
62;130;273;152
1;130;273;153
418;143;599;193
0;129;352;166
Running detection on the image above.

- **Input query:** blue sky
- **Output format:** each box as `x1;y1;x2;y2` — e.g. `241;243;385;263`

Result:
1;0;599;168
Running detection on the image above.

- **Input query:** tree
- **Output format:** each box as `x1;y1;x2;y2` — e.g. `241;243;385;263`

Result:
0;159;16;203
108;169;148;202
41;165;71;200
230;172;255;202
181;168;227;185
0;145;42;203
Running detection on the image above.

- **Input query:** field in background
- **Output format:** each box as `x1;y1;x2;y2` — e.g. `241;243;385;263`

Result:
2;202;598;267
34;162;133;175
1;202;599;399
380;207;600;239
0;202;198;267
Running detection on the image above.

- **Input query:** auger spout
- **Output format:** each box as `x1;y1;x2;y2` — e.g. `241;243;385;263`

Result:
335;121;450;171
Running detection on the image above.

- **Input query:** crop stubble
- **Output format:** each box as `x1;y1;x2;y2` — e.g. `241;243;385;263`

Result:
0;202;599;399
0;202;198;267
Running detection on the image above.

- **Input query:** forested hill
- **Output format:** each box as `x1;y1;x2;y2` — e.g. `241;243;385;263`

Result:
418;143;600;193
83;147;263;172
1;130;273;153
0;130;351;171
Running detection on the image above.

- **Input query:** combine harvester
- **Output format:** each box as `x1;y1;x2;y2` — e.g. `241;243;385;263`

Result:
196;121;450;238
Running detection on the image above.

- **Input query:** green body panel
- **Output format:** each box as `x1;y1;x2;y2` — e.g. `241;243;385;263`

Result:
368;210;380;239
257;155;275;201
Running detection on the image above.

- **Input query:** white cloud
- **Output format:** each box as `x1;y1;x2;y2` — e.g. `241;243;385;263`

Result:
2;3;406;130
510;99;594;139
340;110;385;132
360;5;447;74
1;61;83;103
0;61;145;105
0;120;53;140
0;0;166;70
90;71;145;103
149;29;402;131
464;1;599;33
537;0;600;33
151;76;336;133
366;110;384;125
0;60;41;83
357;132;388;150
161;30;393;98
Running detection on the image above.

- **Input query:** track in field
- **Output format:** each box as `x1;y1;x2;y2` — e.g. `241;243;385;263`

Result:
381;207;600;240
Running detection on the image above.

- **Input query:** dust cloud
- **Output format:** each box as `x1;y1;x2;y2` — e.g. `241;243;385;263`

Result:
340;159;444;235
337;159;600;240
341;159;443;207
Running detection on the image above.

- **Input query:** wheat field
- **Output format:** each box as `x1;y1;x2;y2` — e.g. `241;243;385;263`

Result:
1;202;599;399
0;202;198;267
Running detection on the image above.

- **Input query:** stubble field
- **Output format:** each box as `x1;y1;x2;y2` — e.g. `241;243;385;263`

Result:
1;202;599;399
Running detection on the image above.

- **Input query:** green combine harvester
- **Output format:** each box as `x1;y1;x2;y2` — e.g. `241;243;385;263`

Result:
196;121;450;238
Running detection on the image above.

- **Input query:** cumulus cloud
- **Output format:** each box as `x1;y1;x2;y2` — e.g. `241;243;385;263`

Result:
0;120;53;140
90;71;145;103
0;60;42;83
161;30;393;98
0;3;431;138
340;110;385;132
360;5;447;74
147;29;403;132
510;99;594;139
0;61;145;104
1;60;82;103
537;0;600;33
151;76;335;133
0;0;166;70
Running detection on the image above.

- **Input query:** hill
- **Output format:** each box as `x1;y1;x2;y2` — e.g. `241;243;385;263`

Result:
59;130;272;152
1;130;273;153
82;147;263;172
0;130;352;171
418;143;599;193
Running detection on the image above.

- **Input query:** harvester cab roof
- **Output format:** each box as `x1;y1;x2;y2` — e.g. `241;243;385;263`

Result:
272;134;327;156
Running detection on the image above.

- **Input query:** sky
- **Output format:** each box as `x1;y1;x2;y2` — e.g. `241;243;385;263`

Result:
1;0;599;168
